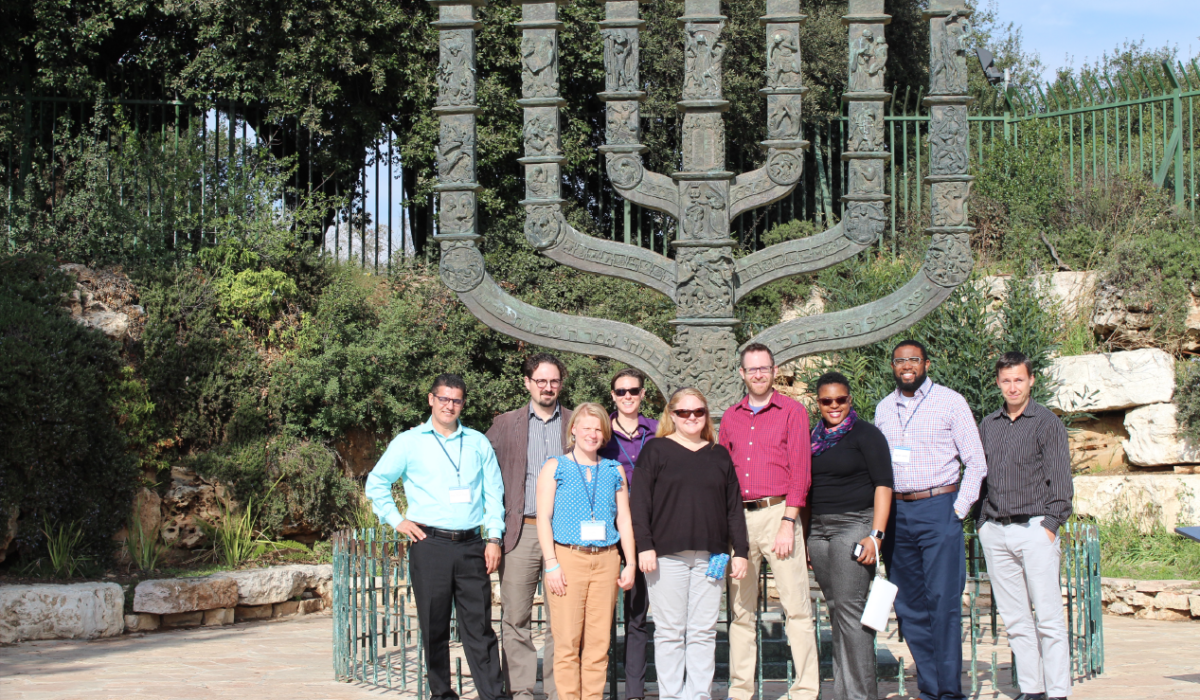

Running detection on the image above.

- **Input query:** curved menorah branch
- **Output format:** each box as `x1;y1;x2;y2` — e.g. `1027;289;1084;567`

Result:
733;222;875;302
531;217;677;300
453;273;673;393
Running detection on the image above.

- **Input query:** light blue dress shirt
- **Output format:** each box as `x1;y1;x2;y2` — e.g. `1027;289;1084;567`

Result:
365;417;506;539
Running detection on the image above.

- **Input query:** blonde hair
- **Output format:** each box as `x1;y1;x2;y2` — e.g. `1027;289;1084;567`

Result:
565;402;613;449
656;387;716;443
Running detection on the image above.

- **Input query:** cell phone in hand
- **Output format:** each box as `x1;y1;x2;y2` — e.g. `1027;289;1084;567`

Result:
852;543;864;559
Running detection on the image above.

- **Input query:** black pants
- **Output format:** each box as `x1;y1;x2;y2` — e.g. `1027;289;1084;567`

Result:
622;565;650;698
410;532;507;700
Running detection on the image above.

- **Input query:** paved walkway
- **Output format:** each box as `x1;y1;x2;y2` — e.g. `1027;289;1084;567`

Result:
2;613;1198;700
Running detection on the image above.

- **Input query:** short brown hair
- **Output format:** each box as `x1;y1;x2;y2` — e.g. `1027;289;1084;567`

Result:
740;342;775;367
610;367;646;390
565;402;612;449
656;387;716;443
523;352;566;380
994;351;1033;377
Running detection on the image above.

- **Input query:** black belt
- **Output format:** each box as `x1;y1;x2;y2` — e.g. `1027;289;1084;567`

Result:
419;525;481;542
991;514;1035;526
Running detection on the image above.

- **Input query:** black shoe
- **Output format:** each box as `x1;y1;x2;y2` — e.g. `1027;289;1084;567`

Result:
1018;694;1046;700
1048;697;1068;700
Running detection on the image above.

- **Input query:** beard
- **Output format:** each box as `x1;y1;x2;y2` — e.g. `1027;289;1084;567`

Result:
894;367;927;393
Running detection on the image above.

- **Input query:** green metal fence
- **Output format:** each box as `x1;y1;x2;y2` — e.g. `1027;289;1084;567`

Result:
332;523;1103;697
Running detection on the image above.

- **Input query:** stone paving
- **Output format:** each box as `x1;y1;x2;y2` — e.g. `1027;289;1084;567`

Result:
2;613;1198;700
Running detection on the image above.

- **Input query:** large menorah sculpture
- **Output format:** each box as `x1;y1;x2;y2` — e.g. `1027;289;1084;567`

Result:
431;0;974;415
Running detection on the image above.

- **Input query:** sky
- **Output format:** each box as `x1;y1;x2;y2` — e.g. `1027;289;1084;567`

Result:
988;0;1199;80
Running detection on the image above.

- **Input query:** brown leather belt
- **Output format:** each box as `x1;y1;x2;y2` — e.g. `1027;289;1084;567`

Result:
556;543;617;554
523;516;538;525
743;496;786;511
894;484;958;502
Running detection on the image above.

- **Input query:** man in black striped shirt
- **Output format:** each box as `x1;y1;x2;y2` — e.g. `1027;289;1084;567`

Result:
978;351;1073;700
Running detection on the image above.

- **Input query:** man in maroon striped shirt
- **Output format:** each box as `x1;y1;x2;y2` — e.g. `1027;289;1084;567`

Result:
719;343;819;700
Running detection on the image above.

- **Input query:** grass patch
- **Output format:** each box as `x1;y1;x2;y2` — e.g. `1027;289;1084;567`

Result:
1092;517;1200;580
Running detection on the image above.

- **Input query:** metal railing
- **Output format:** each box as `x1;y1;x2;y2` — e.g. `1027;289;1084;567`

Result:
332;524;1103;697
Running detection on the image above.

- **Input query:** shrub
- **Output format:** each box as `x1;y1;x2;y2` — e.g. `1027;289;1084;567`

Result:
1177;358;1200;445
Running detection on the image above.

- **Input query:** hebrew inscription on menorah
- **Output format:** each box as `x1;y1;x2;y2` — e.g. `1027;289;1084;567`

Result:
430;0;975;415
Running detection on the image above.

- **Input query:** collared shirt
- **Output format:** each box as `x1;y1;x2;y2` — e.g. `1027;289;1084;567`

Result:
978;400;1073;533
524;402;563;516
365;417;505;538
874;377;988;517
598;411;659;486
718;390;812;507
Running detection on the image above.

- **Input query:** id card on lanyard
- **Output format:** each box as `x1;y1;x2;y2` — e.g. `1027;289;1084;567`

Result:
573;451;606;542
435;431;469;504
893;388;930;466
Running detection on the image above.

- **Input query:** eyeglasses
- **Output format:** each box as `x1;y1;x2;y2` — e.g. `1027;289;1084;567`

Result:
612;387;643;397
433;395;464;407
891;357;925;367
818;395;850;407
672;408;707;419
530;378;562;388
742;365;774;376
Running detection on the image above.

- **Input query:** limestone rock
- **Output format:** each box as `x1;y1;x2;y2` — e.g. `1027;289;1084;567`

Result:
1047;348;1174;413
159;468;224;549
979;271;1098;319
1091;282;1154;345
124;613;160;633
1186;290;1200;352
1107;601;1133;615
1155;592;1192;611
300;598;324;614
203;608;235;626
1123;404;1200;467
1191;595;1200;617
133;576;238;614
59;264;144;342
1136;608;1190;621
213;566;310;606
132;488;162;542
1067;413;1128;472
274;600;300;617
235;604;274;621
1073;474;1200;532
162;611;203;627
0;583;125;643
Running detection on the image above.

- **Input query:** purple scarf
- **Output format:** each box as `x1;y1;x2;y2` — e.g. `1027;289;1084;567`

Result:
811;409;858;457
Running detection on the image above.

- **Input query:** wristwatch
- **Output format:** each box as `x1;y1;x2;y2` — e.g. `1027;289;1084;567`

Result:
869;529;885;541
487;537;502;545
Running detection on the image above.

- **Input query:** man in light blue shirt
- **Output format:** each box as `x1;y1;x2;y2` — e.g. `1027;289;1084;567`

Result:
366;373;508;700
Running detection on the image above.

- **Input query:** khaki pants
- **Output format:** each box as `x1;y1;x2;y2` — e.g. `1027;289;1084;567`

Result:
500;522;556;700
728;502;819;700
546;545;620;700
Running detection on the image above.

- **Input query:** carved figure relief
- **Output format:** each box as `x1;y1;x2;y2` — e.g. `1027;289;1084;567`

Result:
677;249;733;317
848;29;888;92
521;35;558;98
438;121;475;183
844;201;886;244
683;23;726;99
606;102;639;144
931;10;970;94
606;154;644;190
440;192;475;234
524;205;563;250
766;30;802;88
924;233;973;287
768;96;801;139
681;113;725;172
603;28;639;92
930;105;968;175
526;165;555;198
681;184;727;240
437;32;475;106
932;181;971;227
850;160;881;194
767;148;802;186
440;243;485;292
671;326;742;411
523;114;560;157
850;105;884;152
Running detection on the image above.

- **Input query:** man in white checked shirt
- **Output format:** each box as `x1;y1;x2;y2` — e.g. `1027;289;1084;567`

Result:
874;340;987;700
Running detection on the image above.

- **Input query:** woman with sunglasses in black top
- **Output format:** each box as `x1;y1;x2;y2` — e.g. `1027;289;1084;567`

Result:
803;372;893;700
629;387;748;700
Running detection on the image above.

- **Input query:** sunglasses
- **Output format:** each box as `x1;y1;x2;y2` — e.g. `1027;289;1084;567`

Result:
672;408;707;419
612;387;643;397
818;395;850;407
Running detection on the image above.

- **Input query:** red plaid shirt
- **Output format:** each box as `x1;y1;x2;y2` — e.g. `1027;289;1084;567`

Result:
719;391;812;507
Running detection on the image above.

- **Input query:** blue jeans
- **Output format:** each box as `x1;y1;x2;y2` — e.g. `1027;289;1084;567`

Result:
882;492;966;700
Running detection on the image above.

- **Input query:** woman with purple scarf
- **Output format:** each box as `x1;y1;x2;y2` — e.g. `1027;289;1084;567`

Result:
803;372;894;700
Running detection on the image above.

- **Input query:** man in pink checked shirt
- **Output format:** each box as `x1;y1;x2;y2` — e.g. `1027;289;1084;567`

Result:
719;343;819;700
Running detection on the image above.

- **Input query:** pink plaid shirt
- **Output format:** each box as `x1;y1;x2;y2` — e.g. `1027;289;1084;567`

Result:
873;378;987;517
719;391;812;507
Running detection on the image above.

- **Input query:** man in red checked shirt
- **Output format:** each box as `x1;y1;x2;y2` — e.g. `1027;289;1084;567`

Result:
719;343;819;700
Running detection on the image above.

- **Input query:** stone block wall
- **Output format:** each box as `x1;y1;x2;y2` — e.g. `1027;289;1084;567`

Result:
1102;578;1200;621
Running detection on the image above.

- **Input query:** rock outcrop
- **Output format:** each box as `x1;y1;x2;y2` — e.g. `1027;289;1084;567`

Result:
0;583;125;643
1073;474;1200;532
1047;348;1174;413
1123;403;1200;467
133;576;239;615
59;264;144;342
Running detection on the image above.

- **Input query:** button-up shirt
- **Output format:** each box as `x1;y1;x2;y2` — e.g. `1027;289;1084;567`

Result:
718;391;812;507
874;377;987;517
524;403;563;516
979;400;1073;533
598;412;658;486
365;417;505;538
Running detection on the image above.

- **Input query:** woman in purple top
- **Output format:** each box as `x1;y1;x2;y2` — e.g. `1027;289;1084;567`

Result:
597;367;658;700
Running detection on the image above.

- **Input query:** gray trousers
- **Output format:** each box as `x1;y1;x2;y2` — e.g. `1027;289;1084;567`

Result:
807;509;877;700
646;550;723;700
500;521;556;700
979;517;1071;698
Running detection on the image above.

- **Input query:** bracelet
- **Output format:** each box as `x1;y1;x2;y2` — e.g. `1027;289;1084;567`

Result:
544;564;561;574
781;516;796;523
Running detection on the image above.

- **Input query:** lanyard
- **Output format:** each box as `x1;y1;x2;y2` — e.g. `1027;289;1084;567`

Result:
571;449;600;520
615;421;649;470
434;429;465;486
895;384;932;439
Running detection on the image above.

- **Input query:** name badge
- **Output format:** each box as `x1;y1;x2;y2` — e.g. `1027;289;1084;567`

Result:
448;486;471;504
892;446;912;464
580;520;606;541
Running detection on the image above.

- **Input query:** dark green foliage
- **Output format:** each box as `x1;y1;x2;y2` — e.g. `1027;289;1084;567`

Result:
1177;359;1200;445
0;254;137;561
